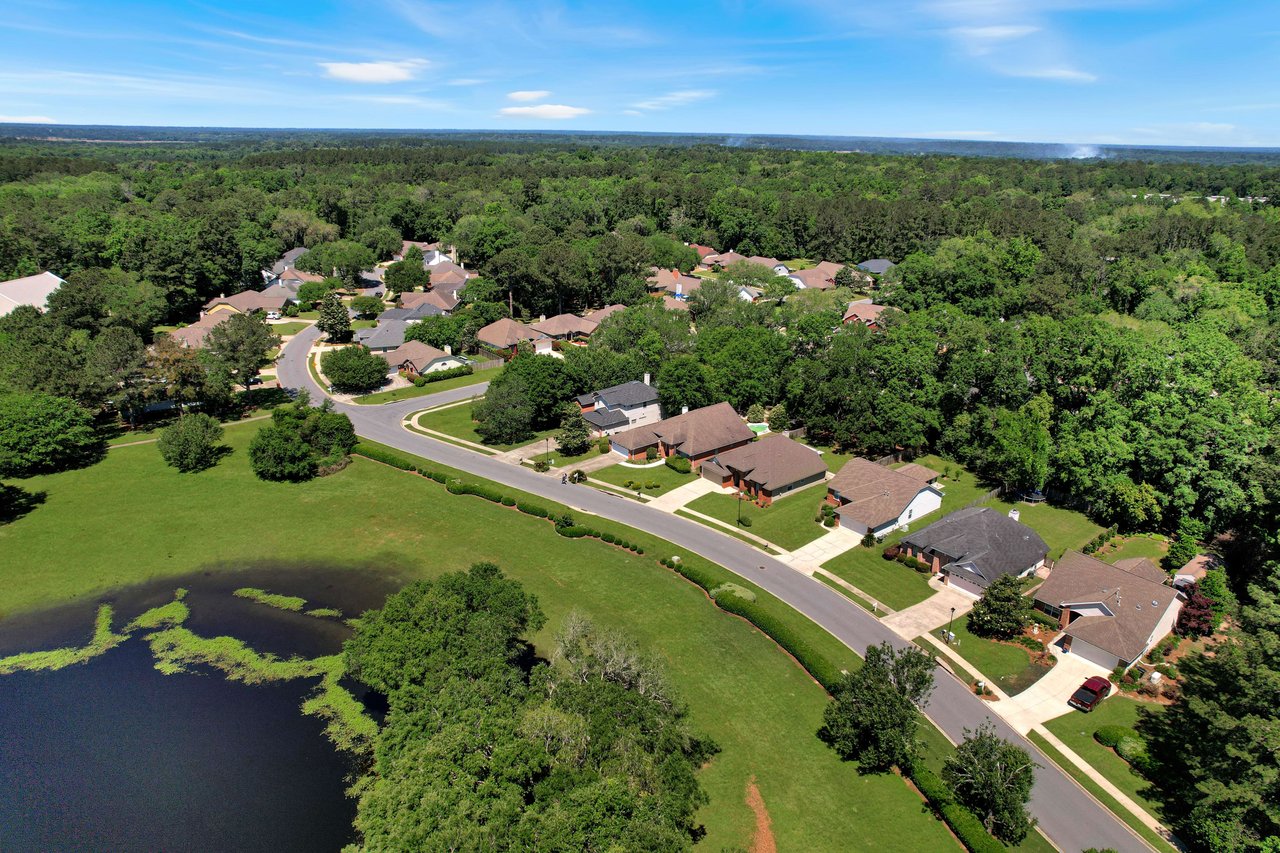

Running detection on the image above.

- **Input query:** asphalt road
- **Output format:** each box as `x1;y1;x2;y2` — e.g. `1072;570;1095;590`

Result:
281;326;1151;853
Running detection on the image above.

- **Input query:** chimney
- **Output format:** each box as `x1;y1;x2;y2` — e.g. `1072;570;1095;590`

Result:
681;405;689;415
643;372;651;386
539;314;546;323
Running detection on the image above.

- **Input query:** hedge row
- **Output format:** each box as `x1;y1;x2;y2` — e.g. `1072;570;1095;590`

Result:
1028;609;1059;630
1094;725;1140;749
909;766;1005;853
410;364;473;387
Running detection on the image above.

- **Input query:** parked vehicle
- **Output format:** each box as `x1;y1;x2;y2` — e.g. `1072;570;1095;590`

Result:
1068;676;1112;711
266;311;282;320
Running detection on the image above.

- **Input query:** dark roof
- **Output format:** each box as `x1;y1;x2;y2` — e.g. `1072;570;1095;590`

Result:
901;506;1049;587
379;302;443;322
355;319;408;350
856;258;896;275
611;402;753;456
710;434;827;492
594;380;658;408
583;408;630;430
1035;550;1180;663
270;247;308;275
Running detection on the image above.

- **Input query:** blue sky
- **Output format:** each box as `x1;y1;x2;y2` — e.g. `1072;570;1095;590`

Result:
2;0;1277;146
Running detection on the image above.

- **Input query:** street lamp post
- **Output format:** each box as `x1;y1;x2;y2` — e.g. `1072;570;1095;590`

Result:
947;606;957;643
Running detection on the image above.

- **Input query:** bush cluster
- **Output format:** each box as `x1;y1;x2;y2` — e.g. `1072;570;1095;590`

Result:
1093;725;1139;748
909;766;1006;853
1082;525;1120;555
1028;609;1059;630
250;400;356;482
664;455;691;474
409;364;472;387
895;553;932;573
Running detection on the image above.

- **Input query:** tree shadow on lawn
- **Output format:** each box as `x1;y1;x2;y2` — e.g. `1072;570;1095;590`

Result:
0;483;46;525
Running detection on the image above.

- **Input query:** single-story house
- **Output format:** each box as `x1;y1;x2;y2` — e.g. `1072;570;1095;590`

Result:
702;251;746;269
689;244;717;261
167;313;230;349
900;506;1049;595
856;258;896;276
662;295;690;312
735;284;764;302
647;268;702;300
379;302;444;322
268;247;308;277
401;289;459;314
1173;554;1218;591
701;433;827;505
745;256;791;276
531;313;599;340
0;271;65;317
396;240;453;267
203;290;289;316
577;377;660;435
583;304;627;324
355;319;410;352
843;301;891;329
379;340;465;376
610;402;754;469
1112;557;1169;584
895;462;941;485
476;317;552;354
274;266;327;287
787;268;836;290
1034;550;1183;671
825;458;943;537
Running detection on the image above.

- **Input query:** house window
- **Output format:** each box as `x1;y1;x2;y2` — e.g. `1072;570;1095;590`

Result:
1038;603;1061;620
908;509;914;519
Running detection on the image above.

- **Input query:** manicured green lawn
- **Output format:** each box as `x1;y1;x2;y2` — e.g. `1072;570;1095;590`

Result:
414;401;555;451
350;319;376;330
528;445;601;468
296;310;320;320
1097;534;1169;565
804;442;856;473
684;482;829;552
1043;696;1166;820
906;454;993;514
592;460;695;496
936;615;1052;696
0;424;956;853
981;497;1104;560
353;366;500;405
821;540;934;611
269;321;311;337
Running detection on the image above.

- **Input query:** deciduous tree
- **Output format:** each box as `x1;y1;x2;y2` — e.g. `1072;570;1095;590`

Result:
968;575;1033;640
944;722;1038;844
820;642;935;772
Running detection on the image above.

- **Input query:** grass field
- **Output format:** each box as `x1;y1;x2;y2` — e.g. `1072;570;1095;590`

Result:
414;401;555;451
1042;696;1166;820
592;460;695;496
932;615;1052;696
353;366;500;405
528;444;601;468
1098;534;1169;565
821;540;934;611
269;321;311;337
981;497;1103;560
0;423;957;852
685;482;829;551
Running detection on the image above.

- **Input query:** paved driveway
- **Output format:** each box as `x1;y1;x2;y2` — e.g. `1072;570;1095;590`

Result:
645;477;724;512
996;638;1113;733
882;582;976;639
779;526;861;570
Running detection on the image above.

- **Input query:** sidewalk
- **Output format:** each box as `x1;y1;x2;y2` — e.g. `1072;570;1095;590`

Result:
881;581;976;640
645;478;723;512
778;526;862;571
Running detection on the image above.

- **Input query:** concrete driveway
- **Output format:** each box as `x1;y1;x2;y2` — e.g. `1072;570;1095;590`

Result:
882;581;976;639
995;638;1113;733
779;526;861;571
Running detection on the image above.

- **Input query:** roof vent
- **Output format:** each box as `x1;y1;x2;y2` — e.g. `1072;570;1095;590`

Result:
1152;599;1159;606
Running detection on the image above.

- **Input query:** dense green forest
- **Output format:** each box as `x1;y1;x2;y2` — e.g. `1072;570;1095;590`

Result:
2;136;1279;848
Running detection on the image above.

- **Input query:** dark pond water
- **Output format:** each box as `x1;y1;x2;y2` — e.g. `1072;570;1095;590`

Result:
0;564;403;853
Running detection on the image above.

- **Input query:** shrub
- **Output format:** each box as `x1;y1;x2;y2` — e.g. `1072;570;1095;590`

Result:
500;496;516;507
533;459;550;473
602;532;617;544
569;470;586;484
417;364;472;385
645;447;658;461
740;517;753;528
1116;736;1148;764
597;437;610;454
861;531;876;548
1029;609;1059;630
664;455;691;474
938;803;1006;853
321;345;388;393
745;403;765;423
823;517;836;528
1013;636;1042;651
646;481;660;489
1094;726;1139;748
636;547;644;555
555;525;593;538
555;512;575;529
157;414;225;472
353;442;415;471
427;470;448;484
883;545;901;560
248;425;316;481
516;500;548;518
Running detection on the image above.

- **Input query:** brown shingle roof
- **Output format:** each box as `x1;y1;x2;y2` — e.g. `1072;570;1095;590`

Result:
662;295;690;311
203;290;289;314
710;434;827;492
476;317;546;349
646;267;702;296
276;266;326;284
380;340;452;373
894;462;940;484
1035;550;1180;663
583;304;626;323
1112;557;1168;584
612;402;753;458
531;313;599;338
704;251;746;267
843;301;889;326
788;268;835;289
401;290;459;312
167;313;230;349
828;458;935;529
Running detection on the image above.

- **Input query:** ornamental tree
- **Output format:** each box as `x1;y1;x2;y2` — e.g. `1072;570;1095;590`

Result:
820;642;935;772
944;722;1039;844
968;575;1033;640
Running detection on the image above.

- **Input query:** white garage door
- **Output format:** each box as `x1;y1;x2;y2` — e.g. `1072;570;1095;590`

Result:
1064;637;1120;671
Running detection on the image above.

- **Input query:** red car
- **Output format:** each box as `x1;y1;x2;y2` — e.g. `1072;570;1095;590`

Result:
1068;676;1112;711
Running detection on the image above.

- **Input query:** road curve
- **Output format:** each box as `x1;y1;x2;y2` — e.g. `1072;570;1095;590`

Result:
280;325;1151;853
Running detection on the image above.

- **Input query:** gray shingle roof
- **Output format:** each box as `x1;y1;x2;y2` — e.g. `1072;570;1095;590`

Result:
379;302;443;322
355;319;409;350
901;506;1048;587
856;258;896;275
583;408;630;430
594;380;658;408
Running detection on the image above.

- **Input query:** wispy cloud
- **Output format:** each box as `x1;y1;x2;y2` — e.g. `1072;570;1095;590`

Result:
507;90;551;101
319;59;429;83
1019;66;1097;82
0;114;56;123
499;103;590;119
448;78;487;86
631;89;715;111
338;94;452;109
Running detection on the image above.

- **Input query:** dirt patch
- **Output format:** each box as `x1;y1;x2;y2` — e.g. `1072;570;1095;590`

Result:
745;776;776;853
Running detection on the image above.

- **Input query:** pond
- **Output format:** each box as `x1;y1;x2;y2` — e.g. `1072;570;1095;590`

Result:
0;565;402;853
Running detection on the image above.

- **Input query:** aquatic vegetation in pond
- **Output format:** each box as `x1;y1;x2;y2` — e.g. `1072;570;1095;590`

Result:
234;586;344;619
0;588;375;754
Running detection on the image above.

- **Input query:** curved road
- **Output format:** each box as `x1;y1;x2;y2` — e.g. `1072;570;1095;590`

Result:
282;326;1150;853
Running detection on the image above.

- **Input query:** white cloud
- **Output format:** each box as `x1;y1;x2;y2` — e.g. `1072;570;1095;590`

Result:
499;103;590;119
448;78;486;86
631;89;715;111
0;114;56;123
319;59;428;84
1019;66;1097;82
950;24;1039;41
507;90;551;101
622;109;642;116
